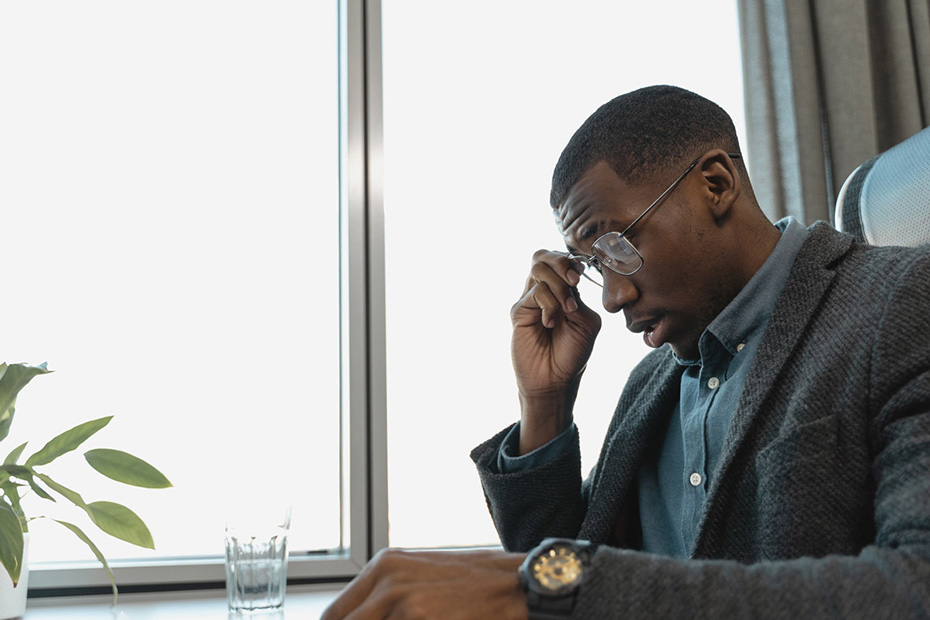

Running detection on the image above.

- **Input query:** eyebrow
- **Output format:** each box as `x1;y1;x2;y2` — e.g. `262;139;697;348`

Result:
580;221;602;242
565;221;604;256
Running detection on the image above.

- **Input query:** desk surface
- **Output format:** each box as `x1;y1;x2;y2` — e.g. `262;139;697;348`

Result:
23;586;341;620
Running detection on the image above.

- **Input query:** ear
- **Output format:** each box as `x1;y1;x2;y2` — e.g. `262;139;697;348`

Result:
697;150;742;221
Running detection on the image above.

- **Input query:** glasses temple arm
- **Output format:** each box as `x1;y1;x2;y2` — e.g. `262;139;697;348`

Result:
620;157;700;236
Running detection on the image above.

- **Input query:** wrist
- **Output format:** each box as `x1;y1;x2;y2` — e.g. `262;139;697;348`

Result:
518;390;578;455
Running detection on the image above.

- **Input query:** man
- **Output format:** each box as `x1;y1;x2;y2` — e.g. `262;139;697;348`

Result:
324;86;930;619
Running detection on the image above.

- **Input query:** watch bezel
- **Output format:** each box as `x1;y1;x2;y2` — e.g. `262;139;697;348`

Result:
521;538;593;598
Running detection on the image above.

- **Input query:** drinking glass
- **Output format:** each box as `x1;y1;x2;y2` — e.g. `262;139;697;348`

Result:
225;506;291;613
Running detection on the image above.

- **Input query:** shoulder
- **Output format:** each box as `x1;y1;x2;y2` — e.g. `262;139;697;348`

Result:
800;225;930;402
793;223;930;311
802;221;930;279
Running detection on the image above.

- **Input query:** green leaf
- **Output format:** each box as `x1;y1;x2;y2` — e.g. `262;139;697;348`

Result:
0;407;13;444
0;466;55;502
0;481;26;529
26;416;113;467
0;502;24;586
50;519;118;604
22;474;55;502
34;473;89;511
3;442;28;466
87;501;155;549
0;465;30;478
84;449;172;489
0;363;51;436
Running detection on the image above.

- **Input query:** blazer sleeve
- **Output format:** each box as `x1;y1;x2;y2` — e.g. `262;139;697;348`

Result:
470;348;675;553
470;424;586;552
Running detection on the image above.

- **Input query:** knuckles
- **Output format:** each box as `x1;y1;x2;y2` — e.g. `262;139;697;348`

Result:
531;248;553;261
371;547;413;575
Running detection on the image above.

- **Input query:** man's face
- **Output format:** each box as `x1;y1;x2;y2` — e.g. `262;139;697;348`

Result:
555;160;736;360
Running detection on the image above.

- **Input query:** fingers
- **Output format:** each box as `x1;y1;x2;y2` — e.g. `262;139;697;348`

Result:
321;554;381;620
322;549;444;620
515;250;586;328
524;249;584;296
321;549;526;620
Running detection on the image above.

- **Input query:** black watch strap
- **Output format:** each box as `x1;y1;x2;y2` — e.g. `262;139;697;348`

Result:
526;590;578;620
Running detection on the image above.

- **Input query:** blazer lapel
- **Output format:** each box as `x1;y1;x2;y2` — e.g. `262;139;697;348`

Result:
693;223;855;556
579;351;684;544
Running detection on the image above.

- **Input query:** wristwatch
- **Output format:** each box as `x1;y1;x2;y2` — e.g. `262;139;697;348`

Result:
520;538;594;619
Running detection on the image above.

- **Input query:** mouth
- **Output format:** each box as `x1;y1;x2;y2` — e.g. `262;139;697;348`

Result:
629;316;667;349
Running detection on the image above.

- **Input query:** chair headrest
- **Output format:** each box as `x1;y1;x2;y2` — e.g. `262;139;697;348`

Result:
835;126;930;247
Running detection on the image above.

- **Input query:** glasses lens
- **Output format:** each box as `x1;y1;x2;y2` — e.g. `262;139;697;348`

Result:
593;233;643;276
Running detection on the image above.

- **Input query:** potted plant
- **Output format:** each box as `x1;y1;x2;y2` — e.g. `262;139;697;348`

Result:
0;362;171;617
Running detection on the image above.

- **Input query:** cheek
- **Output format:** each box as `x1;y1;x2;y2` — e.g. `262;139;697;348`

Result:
642;242;707;301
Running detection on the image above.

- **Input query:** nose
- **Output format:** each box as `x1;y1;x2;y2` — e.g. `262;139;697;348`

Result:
602;272;639;314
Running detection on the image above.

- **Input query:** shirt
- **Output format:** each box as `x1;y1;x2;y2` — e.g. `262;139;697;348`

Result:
638;217;808;556
498;217;809;556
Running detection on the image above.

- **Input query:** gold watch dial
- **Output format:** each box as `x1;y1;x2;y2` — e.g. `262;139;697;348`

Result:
531;546;583;592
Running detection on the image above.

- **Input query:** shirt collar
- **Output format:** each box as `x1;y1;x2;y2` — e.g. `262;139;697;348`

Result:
674;217;809;366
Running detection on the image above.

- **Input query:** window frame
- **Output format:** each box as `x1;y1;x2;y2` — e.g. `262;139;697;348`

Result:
27;0;389;594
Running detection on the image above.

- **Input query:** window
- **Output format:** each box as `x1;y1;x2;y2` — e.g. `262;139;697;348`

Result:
0;0;361;589
381;0;745;548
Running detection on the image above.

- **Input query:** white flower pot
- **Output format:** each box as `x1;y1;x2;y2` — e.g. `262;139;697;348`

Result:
0;533;29;620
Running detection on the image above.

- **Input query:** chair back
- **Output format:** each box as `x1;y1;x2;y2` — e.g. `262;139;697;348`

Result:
834;127;930;246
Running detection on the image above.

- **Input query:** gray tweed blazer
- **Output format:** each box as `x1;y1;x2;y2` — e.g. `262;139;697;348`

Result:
472;222;930;619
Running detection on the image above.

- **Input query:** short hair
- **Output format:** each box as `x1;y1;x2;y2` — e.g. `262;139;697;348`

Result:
550;85;743;209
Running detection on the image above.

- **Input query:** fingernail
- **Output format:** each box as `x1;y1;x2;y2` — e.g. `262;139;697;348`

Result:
567;270;580;286
566;297;578;312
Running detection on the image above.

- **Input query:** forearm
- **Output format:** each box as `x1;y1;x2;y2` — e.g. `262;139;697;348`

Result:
573;544;930;620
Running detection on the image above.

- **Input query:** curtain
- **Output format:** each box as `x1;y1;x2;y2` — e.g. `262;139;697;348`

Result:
739;0;930;224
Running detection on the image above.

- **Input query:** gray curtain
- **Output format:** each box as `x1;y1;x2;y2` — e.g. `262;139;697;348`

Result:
739;0;930;224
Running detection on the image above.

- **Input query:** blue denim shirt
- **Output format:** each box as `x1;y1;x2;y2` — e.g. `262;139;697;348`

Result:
498;217;809;557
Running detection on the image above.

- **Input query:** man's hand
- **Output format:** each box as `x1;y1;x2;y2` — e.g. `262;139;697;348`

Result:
321;548;527;620
511;250;602;453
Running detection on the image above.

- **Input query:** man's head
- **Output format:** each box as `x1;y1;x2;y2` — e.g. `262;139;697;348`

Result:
551;86;777;359
551;85;744;209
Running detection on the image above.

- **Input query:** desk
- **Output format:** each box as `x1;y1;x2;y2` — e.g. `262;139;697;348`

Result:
23;585;341;620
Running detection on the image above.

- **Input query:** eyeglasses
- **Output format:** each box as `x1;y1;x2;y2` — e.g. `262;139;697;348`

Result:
570;152;742;287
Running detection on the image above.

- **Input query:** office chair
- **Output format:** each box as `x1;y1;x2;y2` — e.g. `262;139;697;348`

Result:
834;126;930;247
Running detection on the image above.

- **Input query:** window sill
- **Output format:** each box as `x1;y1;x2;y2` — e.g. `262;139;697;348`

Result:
23;584;342;619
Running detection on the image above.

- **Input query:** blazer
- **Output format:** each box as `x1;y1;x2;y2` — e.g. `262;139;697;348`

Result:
472;222;930;619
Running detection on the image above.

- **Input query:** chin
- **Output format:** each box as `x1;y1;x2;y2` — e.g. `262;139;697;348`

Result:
668;338;700;361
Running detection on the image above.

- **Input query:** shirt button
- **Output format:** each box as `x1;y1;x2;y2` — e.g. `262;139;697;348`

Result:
736;343;746;353
707;377;720;389
689;473;703;486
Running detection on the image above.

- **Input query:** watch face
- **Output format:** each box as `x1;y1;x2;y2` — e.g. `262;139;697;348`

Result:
529;544;584;596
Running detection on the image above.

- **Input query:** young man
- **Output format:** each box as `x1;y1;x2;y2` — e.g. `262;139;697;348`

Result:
324;86;930;619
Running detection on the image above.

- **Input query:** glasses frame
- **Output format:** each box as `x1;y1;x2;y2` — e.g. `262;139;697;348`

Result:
570;152;742;287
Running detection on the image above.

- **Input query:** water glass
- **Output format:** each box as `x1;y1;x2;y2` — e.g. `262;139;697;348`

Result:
225;507;291;613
